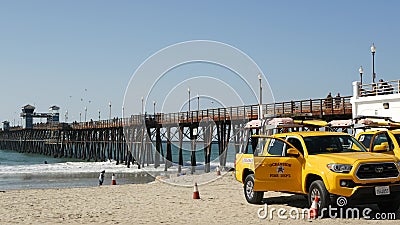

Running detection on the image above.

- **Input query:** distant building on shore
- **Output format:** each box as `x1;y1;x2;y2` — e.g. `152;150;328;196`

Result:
2;121;10;131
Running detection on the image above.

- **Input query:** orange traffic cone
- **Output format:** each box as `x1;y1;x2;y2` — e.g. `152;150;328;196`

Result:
309;195;319;219
193;182;200;199
111;173;117;185
216;166;221;176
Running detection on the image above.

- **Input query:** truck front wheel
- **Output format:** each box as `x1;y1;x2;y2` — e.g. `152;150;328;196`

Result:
308;180;330;215
244;174;263;204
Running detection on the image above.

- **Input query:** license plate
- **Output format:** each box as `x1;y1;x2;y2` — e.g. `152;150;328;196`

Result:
375;186;390;196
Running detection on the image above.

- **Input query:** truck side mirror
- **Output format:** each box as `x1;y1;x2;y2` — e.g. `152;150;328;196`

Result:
287;148;300;157
373;142;389;152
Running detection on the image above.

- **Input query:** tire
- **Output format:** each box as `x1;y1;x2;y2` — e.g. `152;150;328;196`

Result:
244;174;263;204
377;201;400;213
308;180;331;217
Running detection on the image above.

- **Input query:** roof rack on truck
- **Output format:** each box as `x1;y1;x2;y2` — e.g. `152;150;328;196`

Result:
353;116;400;130
244;117;328;136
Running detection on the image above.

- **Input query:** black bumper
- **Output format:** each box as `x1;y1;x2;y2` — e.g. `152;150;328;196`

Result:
330;184;400;205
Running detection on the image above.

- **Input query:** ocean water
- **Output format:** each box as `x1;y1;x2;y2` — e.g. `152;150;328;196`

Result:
0;141;235;190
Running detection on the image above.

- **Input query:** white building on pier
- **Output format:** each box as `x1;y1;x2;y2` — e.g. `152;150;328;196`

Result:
351;80;400;122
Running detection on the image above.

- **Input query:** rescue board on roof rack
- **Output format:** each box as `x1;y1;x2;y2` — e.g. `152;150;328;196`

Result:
244;119;263;129
264;118;301;131
354;116;400;130
244;118;296;130
328;119;353;127
244;118;330;132
293;119;329;127
267;118;294;125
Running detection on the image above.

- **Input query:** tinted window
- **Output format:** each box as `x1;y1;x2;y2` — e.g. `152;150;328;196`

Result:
394;134;400;145
267;139;285;156
244;137;258;154
304;135;366;155
373;133;388;145
372;133;393;151
286;137;304;155
358;134;372;149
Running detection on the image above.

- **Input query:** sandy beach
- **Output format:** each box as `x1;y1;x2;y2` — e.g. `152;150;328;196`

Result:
0;172;398;224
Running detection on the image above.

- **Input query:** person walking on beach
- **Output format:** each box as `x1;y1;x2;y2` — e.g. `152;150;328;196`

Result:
99;170;105;186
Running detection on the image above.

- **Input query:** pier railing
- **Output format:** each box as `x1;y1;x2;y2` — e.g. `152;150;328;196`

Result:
359;80;400;97
6;96;352;131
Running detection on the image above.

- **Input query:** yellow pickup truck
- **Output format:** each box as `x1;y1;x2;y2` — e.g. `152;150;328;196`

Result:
235;131;400;213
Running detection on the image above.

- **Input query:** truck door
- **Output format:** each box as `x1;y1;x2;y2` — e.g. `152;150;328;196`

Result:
388;131;400;158
369;131;395;155
253;137;303;193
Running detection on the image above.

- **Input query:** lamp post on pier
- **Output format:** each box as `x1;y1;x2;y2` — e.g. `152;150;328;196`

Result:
197;93;200;112
153;101;156;116
371;43;376;83
84;107;87;122
141;96;144;115
108;101;112;120
98;109;101;121
79;112;82;123
13;112;16;126
258;74;262;120
359;66;364;85
188;88;191;112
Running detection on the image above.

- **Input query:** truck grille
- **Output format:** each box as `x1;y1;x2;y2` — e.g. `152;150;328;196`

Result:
356;163;399;180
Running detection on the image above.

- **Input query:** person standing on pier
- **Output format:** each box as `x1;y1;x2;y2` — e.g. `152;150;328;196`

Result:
324;92;333;109
99;170;105;186
379;79;393;94
335;93;341;108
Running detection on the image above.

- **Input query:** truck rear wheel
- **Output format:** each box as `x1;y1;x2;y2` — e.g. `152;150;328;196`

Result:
244;174;263;204
308;180;330;216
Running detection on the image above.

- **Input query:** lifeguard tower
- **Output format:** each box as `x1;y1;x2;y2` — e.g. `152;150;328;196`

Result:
20;104;60;129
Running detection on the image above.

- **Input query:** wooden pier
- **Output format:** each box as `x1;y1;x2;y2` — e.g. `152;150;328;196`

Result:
0;96;352;173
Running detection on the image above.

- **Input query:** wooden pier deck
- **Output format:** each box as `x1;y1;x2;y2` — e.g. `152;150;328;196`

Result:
0;96;352;173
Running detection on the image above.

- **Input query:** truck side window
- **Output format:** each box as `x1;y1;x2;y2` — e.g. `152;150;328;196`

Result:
373;133;388;145
359;134;372;149
251;137;258;155
286;137;304;155
372;133;393;151
267;139;285;156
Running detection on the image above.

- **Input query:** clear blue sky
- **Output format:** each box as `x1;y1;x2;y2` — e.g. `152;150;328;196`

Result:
1;0;399;125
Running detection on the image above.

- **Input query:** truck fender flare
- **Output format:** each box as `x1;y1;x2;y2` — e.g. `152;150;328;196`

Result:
304;172;331;193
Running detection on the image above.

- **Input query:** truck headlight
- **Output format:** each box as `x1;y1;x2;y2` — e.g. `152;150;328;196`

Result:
327;164;353;173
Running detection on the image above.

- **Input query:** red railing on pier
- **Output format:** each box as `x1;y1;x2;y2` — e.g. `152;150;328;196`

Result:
7;96;352;131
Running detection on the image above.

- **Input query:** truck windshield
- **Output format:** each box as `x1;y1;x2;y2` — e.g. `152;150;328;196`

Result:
304;135;367;155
